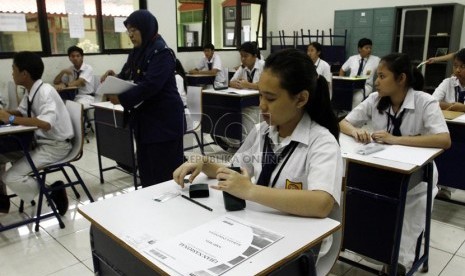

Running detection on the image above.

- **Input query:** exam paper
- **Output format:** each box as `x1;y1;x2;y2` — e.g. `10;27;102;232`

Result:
96;76;136;95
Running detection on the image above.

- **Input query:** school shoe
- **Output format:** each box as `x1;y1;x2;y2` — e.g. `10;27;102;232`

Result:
0;194;10;214
49;181;68;216
436;187;452;200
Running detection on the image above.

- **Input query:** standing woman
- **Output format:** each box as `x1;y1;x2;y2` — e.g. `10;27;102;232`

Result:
339;53;450;273
307;41;332;93
174;49;342;272
102;10;185;187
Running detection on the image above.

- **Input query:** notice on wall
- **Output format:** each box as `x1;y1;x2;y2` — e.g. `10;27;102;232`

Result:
65;0;84;14
114;17;127;33
0;13;27;32
68;14;84;38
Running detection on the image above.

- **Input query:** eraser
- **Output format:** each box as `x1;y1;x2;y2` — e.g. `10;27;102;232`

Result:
189;183;209;198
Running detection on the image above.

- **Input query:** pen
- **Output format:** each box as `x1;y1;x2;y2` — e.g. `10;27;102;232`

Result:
181;194;213;212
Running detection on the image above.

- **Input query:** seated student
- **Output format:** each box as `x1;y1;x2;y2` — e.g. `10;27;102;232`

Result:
339;38;381;107
175;59;193;130
307;41;332;93
0;51;73;215
230;41;265;90
433;48;465;112
217;42;265;150
53;45;95;107
339;53;451;274
189;43;226;87
174;49;342;271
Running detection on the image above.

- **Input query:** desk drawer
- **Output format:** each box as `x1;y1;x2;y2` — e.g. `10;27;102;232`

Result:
91;225;159;276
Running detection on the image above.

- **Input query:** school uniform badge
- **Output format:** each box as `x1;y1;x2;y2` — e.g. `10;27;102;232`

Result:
285;179;303;190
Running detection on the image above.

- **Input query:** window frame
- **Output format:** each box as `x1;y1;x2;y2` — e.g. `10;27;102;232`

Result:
176;0;267;52
0;0;147;59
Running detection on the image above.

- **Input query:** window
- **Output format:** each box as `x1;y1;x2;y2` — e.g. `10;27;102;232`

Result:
0;0;146;58
176;0;266;51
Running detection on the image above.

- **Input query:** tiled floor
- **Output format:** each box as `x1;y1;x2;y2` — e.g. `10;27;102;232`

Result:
1;135;465;276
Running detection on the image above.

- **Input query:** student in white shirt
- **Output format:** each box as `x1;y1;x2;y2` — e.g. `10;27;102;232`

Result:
53;46;95;107
189;43;225;86
174;49;342;273
307;41;332;95
0;52;74;215
339;38;381;107
175;59;192;130
433;48;465;112
339;53;451;274
230;42;265;90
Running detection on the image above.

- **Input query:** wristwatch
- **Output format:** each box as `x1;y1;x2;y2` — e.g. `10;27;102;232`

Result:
8;115;15;125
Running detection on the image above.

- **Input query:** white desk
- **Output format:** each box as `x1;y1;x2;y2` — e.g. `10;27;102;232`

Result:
339;134;443;276
78;175;340;275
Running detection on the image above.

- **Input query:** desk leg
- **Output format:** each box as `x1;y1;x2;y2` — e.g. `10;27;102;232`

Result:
94;125;105;184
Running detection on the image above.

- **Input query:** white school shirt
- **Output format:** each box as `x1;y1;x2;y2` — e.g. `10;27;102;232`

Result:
64;63;94;96
18;80;74;141
230;58;265;83
432;76;465;103
341;54;380;94
231;113;342;206
345;88;449;136
196;53;225;84
315;58;332;84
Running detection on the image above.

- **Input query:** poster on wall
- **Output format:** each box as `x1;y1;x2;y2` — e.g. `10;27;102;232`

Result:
114;17;128;33
68;14;85;38
0;13;27;32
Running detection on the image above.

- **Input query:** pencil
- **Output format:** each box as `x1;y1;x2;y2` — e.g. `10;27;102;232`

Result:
181;194;213;212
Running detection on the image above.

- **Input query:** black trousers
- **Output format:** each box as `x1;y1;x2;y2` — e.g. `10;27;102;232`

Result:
136;138;184;188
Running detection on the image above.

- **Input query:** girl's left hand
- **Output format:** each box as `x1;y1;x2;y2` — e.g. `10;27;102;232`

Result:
212;167;253;199
371;130;397;144
107;95;120;105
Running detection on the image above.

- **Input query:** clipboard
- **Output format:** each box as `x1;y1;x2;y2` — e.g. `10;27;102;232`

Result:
96;76;136;95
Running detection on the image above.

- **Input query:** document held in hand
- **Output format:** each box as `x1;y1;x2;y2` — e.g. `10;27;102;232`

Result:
96;75;136;95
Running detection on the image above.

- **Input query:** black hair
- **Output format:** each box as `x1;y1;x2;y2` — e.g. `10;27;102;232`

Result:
239;41;258;56
264;48;339;141
67;45;84;56
358;38;372;48
175;58;187;92
251;41;261;59
454;48;465;64
13;51;44;81
203;43;215;51
308;41;323;59
376;53;416;113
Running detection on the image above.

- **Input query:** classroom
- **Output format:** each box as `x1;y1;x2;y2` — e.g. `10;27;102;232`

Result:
0;0;465;275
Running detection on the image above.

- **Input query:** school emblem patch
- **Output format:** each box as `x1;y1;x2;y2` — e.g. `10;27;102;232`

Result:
285;179;303;190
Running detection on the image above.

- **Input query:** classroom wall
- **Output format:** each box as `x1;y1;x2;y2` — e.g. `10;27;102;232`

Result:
1;0;464;102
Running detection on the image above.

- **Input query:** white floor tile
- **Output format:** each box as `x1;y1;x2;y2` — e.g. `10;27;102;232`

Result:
82;258;95;272
439;255;465;276
56;228;92;261
46;262;93;276
456;241;465;258
421;247;454;276
429;220;465;254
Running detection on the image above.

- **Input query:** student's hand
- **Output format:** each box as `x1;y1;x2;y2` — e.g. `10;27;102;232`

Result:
371;130;397;145
54;83;67;91
351;128;371;144
107;95;120;105
0;110;10;123
447;103;465;112
101;70;116;82
212;167;253;199
426;57;436;64
173;160;204;188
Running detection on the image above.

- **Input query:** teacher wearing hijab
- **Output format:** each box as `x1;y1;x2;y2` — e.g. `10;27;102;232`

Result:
102;10;185;187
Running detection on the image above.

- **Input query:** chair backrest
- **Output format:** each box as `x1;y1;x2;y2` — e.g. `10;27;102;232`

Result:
7;80;19;109
316;179;346;276
65;101;84;162
186;86;202;130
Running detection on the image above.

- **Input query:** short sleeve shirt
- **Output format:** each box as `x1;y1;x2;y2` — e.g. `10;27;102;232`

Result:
315;58;332;84
432;76;465;103
66;62;94;96
341;54;380;94
230;59;265;83
196;53;225;83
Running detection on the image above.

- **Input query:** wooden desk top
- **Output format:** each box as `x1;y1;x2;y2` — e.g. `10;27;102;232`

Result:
340;134;443;174
202;87;259;97
78;175;340;275
0;125;37;135
442;110;465;124
91;101;124;112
